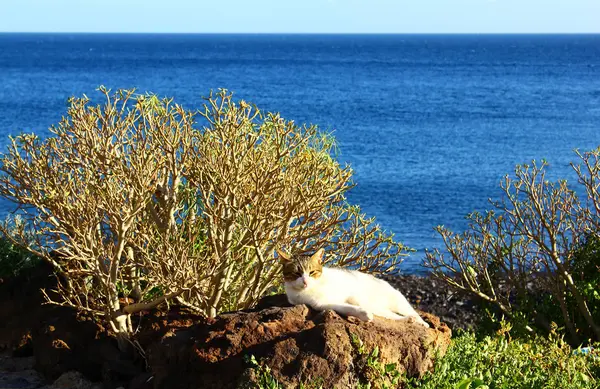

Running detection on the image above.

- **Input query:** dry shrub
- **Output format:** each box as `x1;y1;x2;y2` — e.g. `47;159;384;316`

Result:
0;87;409;344
424;152;600;343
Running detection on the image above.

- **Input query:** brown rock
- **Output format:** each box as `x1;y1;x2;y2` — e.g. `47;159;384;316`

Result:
1;265;452;388
0;262;56;352
32;307;111;381
146;295;451;389
30;307;146;389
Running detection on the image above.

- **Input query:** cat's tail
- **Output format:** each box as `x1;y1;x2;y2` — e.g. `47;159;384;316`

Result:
394;292;430;328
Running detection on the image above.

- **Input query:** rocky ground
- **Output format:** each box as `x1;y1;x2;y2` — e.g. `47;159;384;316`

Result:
0;265;479;389
146;298;451;388
383;273;481;332
0;353;105;389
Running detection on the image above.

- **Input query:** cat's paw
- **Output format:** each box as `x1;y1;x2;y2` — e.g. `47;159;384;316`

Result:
413;317;430;328
406;316;430;328
355;308;374;322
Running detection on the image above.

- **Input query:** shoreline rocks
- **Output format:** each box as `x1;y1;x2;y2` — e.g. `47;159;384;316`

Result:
0;353;103;389
383;274;480;332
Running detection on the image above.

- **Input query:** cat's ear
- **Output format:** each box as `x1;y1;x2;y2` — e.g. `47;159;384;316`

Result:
276;248;292;264
311;248;325;264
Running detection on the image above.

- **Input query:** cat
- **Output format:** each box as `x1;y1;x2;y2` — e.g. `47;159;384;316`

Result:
278;248;429;327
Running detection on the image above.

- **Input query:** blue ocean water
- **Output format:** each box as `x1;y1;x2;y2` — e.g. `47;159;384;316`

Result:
0;33;599;272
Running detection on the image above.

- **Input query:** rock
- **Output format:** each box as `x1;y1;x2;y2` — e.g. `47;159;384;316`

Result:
1;265;457;388
146;295;451;389
33;311;145;388
0;353;45;389
47;371;101;389
128;373;154;389
0;370;44;389
32;308;116;381
28;305;144;388
0;356;35;373
0;262;57;352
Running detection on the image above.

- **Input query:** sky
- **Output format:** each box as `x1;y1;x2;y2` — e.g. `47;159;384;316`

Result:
1;0;599;34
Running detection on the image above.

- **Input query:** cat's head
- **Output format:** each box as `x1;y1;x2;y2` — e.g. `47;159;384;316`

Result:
277;248;324;291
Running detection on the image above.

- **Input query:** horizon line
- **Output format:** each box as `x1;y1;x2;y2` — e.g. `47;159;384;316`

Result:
1;31;600;35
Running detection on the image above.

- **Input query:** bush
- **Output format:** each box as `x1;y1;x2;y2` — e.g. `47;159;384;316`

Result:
571;235;600;324
0;87;408;345
0;216;39;278
409;328;600;389
424;153;600;344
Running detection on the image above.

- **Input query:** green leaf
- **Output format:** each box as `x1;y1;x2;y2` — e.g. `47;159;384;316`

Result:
385;363;397;373
455;377;486;389
371;346;379;359
455;378;475;389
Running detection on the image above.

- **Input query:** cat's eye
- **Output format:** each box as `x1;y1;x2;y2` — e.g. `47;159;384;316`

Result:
309;270;319;276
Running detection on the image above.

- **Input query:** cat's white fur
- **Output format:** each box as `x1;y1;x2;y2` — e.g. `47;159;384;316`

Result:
283;249;429;327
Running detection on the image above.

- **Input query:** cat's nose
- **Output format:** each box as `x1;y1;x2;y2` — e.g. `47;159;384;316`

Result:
302;280;308;288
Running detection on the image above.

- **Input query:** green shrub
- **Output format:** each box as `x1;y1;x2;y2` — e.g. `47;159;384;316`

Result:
571;236;600;327
409;329;600;389
0;235;39;278
0;216;40;278
504;235;600;344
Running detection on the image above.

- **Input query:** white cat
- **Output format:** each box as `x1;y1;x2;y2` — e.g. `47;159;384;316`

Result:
278;248;429;327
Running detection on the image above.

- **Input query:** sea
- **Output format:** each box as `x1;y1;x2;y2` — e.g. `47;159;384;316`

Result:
0;33;599;272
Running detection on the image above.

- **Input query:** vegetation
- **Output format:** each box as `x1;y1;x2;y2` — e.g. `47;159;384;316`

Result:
0;87;408;346
1;86;599;387
409;328;600;389
351;333;404;389
242;148;600;388
424;152;600;344
0;216;39;278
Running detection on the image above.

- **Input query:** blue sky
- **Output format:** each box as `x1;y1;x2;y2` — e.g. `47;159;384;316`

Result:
1;0;599;33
